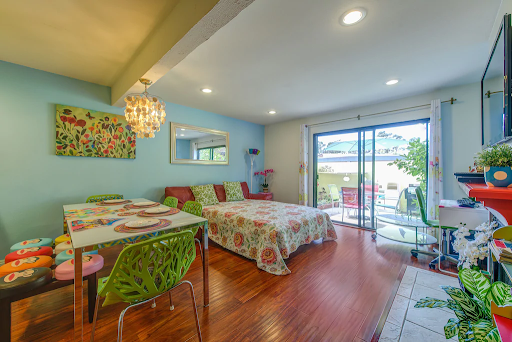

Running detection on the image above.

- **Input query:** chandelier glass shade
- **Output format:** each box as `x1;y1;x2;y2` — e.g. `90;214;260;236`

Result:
124;78;166;139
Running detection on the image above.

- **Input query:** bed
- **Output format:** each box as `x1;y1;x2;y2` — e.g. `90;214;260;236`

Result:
202;199;337;275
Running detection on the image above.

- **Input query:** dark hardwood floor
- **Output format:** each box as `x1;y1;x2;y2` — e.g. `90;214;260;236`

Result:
10;224;457;341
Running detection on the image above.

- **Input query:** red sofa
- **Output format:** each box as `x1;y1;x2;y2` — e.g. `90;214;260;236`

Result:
165;182;272;209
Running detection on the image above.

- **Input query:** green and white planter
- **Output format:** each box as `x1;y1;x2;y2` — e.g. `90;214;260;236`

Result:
484;166;512;187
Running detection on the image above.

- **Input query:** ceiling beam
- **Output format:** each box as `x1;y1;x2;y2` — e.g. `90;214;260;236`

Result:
111;0;254;107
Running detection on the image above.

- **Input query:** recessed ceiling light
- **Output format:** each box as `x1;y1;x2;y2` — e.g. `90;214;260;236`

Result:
386;79;399;85
180;128;185;131
268;110;277;115
340;8;366;26
201;88;212;93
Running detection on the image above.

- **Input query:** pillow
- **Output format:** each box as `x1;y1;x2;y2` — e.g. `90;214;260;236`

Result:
223;181;245;202
190;184;220;206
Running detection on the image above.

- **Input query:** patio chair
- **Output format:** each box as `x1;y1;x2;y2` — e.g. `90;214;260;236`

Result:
340;187;361;220
90;231;202;342
327;184;342;214
414;187;458;270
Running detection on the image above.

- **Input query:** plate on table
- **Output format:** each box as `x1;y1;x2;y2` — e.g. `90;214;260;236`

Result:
133;201;156;207
125;219;160;228
104;199;126;204
145;207;171;214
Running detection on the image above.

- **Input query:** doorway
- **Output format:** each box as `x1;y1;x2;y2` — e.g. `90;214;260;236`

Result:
313;119;429;231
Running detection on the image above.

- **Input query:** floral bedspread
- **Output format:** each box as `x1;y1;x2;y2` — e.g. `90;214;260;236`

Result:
202;200;337;275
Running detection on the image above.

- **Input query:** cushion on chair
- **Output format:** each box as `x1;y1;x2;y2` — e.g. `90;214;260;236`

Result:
5;246;53;263
190;184;220;206
0;268;53;299
55;233;71;245
223;181;245;201
0;256;53;277
55;254;104;280
55;241;73;254
55;249;98;265
10;238;53;252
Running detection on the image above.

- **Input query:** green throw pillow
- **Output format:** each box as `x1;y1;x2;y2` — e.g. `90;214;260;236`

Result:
223;181;245;202
190;184;219;206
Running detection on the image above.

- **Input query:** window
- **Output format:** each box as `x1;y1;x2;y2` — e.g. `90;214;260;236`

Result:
197;146;226;161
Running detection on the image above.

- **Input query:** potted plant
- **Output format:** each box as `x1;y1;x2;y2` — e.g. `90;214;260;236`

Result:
475;144;512;187
254;169;274;193
415;268;512;341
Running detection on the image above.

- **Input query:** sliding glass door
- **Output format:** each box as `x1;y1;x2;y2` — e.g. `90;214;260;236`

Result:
313;119;429;231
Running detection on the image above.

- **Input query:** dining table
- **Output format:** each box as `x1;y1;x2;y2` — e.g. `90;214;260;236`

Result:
64;198;209;341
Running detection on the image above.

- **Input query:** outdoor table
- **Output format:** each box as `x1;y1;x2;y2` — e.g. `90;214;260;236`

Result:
64;198;209;341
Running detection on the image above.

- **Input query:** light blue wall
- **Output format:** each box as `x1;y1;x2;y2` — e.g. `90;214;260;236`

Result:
176;139;191;159
0;61;264;255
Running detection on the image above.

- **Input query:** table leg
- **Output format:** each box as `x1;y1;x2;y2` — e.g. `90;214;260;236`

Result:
73;247;83;341
0;297;10;342
202;221;209;307
88;272;97;323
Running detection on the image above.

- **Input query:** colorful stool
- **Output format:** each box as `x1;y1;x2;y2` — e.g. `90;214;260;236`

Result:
55;233;71;245
4;246;53;263
0;267;52;300
0;256;53;277
55;254;104;281
55;249;98;265
10;238;53;252
55;240;73;254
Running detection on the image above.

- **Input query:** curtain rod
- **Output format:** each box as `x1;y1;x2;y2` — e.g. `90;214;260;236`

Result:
307;97;457;128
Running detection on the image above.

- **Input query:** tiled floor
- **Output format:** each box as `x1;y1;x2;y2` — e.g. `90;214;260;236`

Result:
380;266;460;342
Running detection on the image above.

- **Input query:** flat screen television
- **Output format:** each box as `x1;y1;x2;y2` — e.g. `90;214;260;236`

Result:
482;14;512;146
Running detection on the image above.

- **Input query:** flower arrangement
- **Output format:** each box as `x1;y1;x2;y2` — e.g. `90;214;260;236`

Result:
452;221;497;269
475;144;512;167
254;169;274;192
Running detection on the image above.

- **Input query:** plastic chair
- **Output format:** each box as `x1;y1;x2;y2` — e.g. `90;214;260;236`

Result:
327;184;341;214
163;196;178;208
86;194;124;203
414;187;458;270
90;231;202;342
181;201;203;261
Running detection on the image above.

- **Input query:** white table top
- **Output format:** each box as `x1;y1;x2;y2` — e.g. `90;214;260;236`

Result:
64;198;207;249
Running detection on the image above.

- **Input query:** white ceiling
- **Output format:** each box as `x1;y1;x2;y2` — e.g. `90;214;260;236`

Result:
149;0;502;125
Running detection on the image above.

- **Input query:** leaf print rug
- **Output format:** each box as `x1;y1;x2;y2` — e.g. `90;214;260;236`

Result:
203;200;337;275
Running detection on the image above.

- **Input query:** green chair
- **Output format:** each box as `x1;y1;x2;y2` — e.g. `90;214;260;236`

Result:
163;196;178;208
181;201;203;261
86;194;124;203
414;187;458;270
90;231;202;342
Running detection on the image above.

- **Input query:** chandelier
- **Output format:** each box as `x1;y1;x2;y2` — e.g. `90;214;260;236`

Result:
124;78;166;139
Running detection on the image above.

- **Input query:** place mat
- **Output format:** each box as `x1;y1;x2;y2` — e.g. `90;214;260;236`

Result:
114;219;171;234
117;211;142;217
65;208;129;220
137;208;180;217
124;202;160;209
70;218;124;232
96;200;132;206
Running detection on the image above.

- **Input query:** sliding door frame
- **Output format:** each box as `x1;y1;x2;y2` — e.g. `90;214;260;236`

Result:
313;118;430;229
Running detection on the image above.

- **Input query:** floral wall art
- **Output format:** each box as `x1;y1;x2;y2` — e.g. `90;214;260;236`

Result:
55;104;136;159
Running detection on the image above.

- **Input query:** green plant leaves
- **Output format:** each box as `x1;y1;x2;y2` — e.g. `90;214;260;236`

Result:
475;144;512;167
486;281;512;308
472;320;501;342
441;286;488;322
444;318;459;339
414;297;450;309
459;268;491;302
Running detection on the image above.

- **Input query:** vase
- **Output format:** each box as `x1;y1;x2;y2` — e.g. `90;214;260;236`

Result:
262;188;269;193
484;166;512;187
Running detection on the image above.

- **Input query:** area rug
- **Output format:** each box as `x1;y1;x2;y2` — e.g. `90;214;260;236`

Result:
377;266;459;342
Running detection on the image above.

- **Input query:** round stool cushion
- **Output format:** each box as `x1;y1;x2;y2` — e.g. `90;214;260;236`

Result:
55;241;73;254
55;254;104;281
5;246;53;263
0;256;53;277
55;233;71;245
10;238;53;252
55;249;98;265
0;268;52;299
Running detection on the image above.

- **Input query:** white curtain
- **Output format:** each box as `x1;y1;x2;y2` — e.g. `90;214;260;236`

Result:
427;99;443;220
299;124;309;206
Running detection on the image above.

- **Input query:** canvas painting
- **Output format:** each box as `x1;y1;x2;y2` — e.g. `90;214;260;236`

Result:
56;104;136;159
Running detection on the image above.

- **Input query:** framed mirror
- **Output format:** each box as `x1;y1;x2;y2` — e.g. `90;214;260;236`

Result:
170;122;229;165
